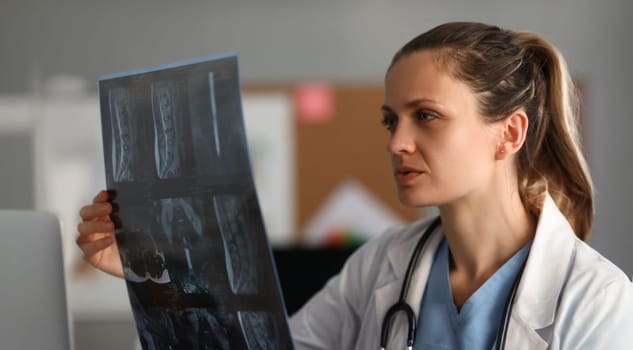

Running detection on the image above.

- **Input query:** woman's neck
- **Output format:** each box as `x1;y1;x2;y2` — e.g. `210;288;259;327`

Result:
438;184;536;308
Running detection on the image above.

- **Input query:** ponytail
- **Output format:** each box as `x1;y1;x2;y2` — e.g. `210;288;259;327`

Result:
513;32;594;240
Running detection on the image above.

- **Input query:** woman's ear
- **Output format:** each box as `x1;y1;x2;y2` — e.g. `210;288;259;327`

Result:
496;108;529;160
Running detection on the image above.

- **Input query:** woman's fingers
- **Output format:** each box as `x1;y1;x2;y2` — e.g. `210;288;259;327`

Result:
79;202;112;221
77;220;115;236
75;190;123;276
78;190;112;222
78;235;115;258
92;190;109;203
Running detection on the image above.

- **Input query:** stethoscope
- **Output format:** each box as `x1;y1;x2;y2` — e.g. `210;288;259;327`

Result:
380;217;528;350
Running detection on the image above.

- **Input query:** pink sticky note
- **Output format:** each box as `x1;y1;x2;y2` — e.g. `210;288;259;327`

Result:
295;82;335;123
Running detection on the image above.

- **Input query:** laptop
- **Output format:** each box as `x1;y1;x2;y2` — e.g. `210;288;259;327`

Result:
0;210;72;350
99;53;294;349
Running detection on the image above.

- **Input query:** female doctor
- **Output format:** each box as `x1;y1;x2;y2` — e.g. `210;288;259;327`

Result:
77;22;633;349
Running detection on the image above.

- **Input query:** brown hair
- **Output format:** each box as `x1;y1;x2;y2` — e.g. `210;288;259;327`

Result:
390;22;593;240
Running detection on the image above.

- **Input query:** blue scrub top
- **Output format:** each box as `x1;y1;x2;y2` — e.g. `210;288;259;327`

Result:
414;238;531;350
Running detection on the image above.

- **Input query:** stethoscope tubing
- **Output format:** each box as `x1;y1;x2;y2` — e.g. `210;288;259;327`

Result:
380;217;440;349
379;217;526;350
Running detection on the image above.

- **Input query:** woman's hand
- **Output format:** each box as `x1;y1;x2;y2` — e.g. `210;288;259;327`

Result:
76;190;124;278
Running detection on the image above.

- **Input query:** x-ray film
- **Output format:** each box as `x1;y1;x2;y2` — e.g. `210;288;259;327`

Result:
98;53;294;350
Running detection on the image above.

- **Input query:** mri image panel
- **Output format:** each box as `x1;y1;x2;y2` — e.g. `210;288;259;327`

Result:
151;80;186;179
188;73;221;177
188;70;251;178
129;289;234;350
109;87;138;182
238;311;289;350
213;194;260;295
123;243;171;285
154;197;211;295
116;206;172;285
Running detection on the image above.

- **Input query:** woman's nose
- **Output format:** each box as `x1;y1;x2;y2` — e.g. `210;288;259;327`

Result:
387;121;416;155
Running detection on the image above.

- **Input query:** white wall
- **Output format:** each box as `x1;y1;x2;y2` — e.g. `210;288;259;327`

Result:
1;0;631;277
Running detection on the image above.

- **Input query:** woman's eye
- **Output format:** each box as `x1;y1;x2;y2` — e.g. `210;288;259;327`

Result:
381;115;398;131
415;111;438;121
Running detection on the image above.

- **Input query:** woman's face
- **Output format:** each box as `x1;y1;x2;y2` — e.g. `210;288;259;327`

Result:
382;50;500;207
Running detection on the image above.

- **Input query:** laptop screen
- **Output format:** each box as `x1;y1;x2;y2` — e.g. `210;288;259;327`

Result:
0;210;71;350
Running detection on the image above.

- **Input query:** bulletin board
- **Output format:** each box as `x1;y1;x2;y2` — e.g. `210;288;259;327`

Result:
243;84;423;239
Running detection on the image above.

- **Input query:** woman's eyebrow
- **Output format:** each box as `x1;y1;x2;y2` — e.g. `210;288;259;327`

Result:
381;98;441;113
380;105;394;113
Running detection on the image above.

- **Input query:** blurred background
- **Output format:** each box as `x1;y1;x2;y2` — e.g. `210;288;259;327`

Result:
1;0;631;349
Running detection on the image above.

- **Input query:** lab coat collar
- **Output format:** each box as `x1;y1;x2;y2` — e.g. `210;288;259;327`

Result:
512;193;577;330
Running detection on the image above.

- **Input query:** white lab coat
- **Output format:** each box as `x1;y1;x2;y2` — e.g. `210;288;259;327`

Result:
289;194;633;349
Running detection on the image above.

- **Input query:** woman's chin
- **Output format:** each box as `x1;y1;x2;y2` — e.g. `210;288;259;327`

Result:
397;190;437;208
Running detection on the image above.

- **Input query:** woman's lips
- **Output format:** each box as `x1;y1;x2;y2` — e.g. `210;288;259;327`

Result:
395;167;424;184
